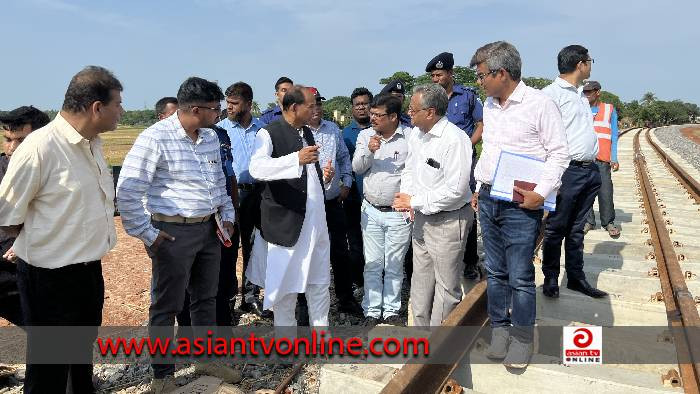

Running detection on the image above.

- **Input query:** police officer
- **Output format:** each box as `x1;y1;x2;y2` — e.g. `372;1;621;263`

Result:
259;76;293;126
426;51;484;280
379;80;412;127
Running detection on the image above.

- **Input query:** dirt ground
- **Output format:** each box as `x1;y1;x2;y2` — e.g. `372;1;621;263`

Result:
681;126;700;145
0;217;244;327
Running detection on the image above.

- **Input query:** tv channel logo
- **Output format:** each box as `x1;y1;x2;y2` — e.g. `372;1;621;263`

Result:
563;326;602;365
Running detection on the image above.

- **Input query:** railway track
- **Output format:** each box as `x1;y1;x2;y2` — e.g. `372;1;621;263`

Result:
322;127;700;394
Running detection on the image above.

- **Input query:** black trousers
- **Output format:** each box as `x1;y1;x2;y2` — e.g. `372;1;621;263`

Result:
462;211;479;269
148;219;220;379
176;241;237;337
542;163;601;281
343;184;365;288
16;259;103;394
238;189;260;294
325;199;354;302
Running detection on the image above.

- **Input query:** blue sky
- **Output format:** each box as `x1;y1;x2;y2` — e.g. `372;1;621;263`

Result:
1;0;698;111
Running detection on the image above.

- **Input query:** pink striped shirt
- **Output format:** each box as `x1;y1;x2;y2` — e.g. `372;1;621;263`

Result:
475;81;570;199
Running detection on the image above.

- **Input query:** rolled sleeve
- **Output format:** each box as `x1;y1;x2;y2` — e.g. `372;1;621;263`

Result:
0;144;41;227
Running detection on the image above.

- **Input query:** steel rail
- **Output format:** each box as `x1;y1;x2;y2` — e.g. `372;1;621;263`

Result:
634;129;700;394
379;281;488;394
645;128;700;204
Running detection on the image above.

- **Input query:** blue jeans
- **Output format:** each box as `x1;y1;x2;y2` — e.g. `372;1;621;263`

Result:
479;185;543;342
360;200;412;319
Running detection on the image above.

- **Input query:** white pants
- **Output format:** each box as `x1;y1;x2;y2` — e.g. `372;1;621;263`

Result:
273;283;330;326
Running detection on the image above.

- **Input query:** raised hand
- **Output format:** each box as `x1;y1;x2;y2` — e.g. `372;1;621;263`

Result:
298;145;320;165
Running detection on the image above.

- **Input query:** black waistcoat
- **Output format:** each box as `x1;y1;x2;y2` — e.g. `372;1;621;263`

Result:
259;118;324;247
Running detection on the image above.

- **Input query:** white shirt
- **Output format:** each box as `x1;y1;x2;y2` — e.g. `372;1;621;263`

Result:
0;114;116;268
542;77;598;161
400;117;472;215
475;81;570;199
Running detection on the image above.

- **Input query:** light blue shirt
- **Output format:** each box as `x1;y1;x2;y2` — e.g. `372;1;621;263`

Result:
309;119;352;200
542;77;599;162
217;116;263;184
117;113;235;246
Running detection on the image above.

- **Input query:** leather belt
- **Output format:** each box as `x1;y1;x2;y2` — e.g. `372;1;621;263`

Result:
152;213;212;224
366;199;394;212
569;160;594;167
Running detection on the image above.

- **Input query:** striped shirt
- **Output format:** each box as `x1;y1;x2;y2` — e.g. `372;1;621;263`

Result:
308;119;352;200
116;113;235;246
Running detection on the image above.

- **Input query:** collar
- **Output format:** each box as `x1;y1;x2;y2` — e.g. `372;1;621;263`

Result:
554;76;579;91
373;124;405;142
451;84;468;96
426;117;449;137
221;116;262;131
170;112;213;143
487;81;527;107
349;119;371;131
54;113;88;145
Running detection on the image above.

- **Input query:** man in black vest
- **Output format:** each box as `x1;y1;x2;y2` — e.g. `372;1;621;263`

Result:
249;86;334;326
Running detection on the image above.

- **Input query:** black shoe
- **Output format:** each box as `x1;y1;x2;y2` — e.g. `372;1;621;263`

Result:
239;299;264;316
566;278;608;298
542;277;559;298
364;316;381;327
383;314;405;326
338;298;364;317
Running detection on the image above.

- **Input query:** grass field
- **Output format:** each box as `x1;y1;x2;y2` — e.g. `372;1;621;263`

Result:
102;125;144;166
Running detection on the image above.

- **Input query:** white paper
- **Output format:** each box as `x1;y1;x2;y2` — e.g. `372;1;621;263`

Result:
490;151;557;211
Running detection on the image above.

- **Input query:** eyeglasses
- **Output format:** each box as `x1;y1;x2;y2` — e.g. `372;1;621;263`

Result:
353;102;369;108
191;105;222;112
476;69;500;81
407;107;429;115
582;58;595;64
369;112;389;119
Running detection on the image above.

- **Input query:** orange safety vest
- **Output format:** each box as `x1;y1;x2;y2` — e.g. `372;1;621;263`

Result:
593;102;614;162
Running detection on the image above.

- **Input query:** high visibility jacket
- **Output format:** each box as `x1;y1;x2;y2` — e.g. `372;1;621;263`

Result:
593;102;614;162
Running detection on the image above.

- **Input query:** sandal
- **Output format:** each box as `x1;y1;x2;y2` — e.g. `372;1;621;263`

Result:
605;224;621;238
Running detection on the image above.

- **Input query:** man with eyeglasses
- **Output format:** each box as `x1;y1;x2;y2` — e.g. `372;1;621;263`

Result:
342;87;374;300
426;52;484;281
117;77;241;392
353;94;412;326
0;106;50;327
540;45;607;300
470;41;569;369
582;80;621;238
393;83;473;328
259;76;293;127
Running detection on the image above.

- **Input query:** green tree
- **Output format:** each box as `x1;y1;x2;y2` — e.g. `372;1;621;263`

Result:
266;102;277;110
323;96;352;127
641;91;656;106
251;101;261;117
522;77;553;90
379;71;416;93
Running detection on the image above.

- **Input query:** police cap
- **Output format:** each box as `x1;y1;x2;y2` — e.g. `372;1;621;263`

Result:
425;52;454;72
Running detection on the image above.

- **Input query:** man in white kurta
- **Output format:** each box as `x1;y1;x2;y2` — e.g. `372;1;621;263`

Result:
248;86;333;327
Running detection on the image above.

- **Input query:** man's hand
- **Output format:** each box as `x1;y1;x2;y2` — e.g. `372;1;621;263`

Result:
513;186;545;210
323;160;335;184
299;145;320;165
3;247;17;263
392;192;412;211
471;192;479;211
150;230;175;252
338;185;350;202
223;221;236;237
368;135;382;153
611;162;619;172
